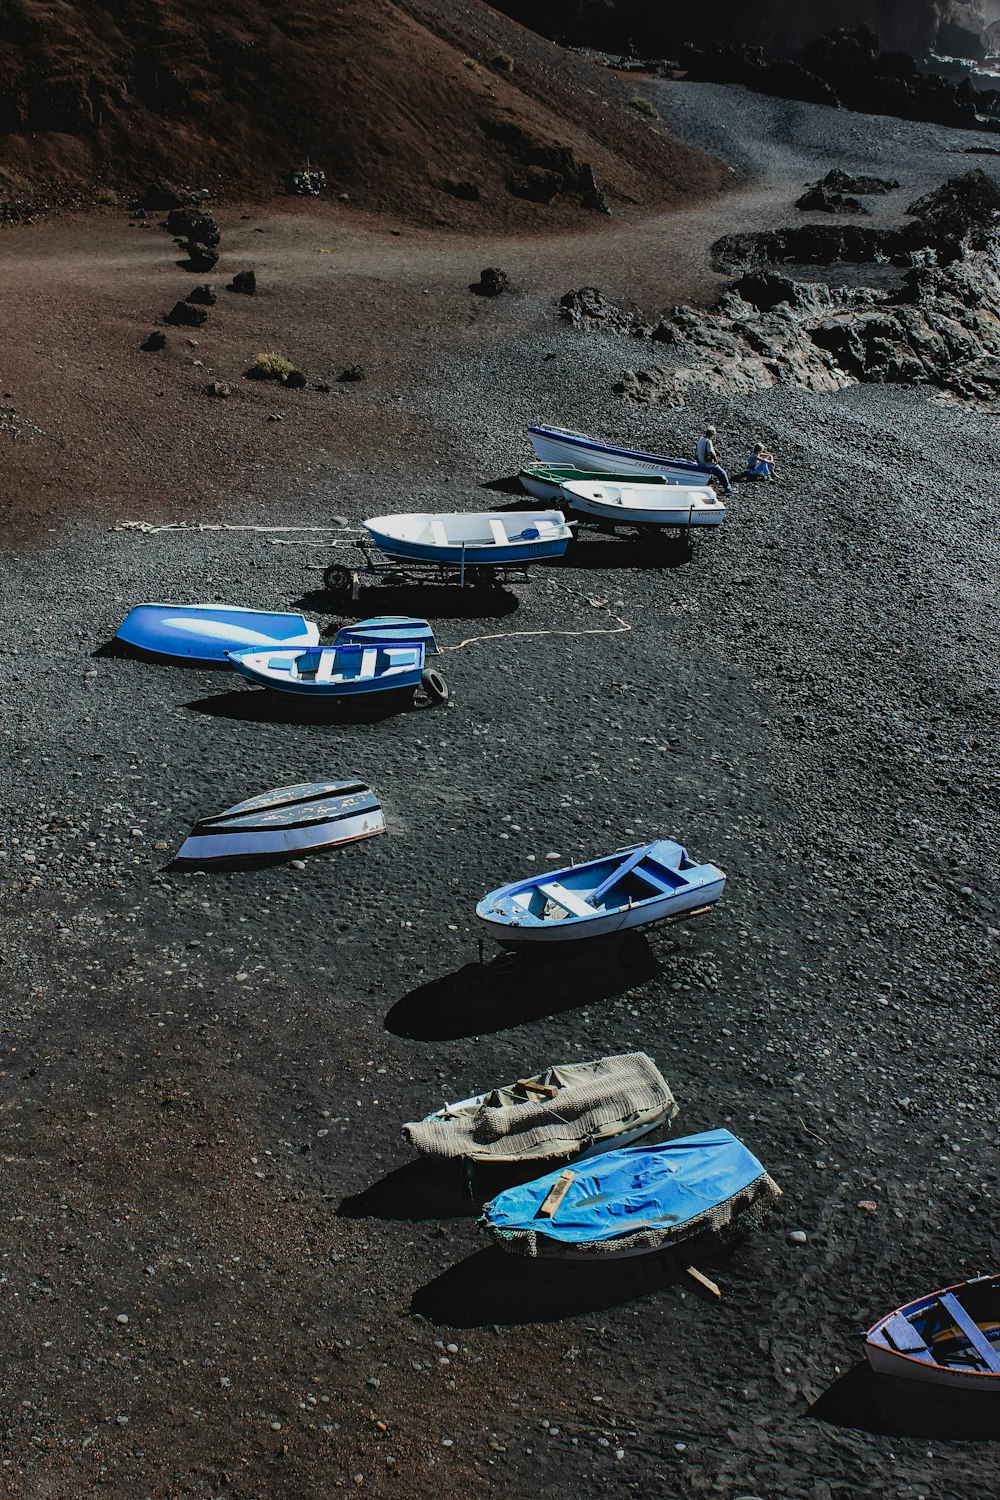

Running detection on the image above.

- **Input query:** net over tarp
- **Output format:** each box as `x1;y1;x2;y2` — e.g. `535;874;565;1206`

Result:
402;1053;676;1164
482;1129;781;1258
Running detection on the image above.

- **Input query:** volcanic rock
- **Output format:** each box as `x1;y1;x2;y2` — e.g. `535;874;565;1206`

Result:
337;365;365;382
140;330;167;351
180;243;219;272
228;270;256;295
165;301;208;328
206;381;231;398
185;283;217;305
508;167;561;203
559;286;646;334
167;208;220;247
469;267;510;296
441;179;480;201
282;369;308;388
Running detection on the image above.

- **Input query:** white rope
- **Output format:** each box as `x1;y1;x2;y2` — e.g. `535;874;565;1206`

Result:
441;583;632;651
112;521;349;535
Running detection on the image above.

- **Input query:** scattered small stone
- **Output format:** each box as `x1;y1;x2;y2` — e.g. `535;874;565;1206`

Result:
857;1201;878;1212
206;381;232;398
115;1313;129;1324
228;269;257;295
290;859;306;870
337;365;364;382
788;1229;809;1245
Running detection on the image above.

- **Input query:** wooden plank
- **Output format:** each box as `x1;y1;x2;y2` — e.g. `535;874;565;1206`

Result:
590;843;658;905
537;1170;574;1218
516;1079;559;1098
883;1312;932;1357
538;881;595;919
939;1291;1000;1372
686;1266;721;1298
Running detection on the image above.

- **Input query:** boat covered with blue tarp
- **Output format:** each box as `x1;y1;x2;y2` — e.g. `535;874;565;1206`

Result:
481;1129;780;1259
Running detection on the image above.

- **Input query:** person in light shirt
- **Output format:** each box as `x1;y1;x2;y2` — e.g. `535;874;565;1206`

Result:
745;442;777;480
695;425;733;494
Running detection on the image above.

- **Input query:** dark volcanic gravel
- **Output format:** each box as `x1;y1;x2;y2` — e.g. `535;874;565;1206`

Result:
0;83;998;1500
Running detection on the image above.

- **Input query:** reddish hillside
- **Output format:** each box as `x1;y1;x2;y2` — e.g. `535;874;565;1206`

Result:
0;0;728;224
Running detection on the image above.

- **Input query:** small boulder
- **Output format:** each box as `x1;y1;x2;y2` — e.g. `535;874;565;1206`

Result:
206;381;231;398
441;178;480;201
186;283;217;305
337;364;365;382
166;301;208;327
180;242;219;272
167;207;221;246
579;163;611;216
138;178;191;212
469;267;509;296
141;330;167;351
228;269;256;295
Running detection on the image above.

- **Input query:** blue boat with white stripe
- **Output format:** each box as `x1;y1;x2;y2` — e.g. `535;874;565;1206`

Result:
477;838;726;949
363;510;572;566
334;616;439;655
115;603;320;664
227;641;425;697
527;424;717;485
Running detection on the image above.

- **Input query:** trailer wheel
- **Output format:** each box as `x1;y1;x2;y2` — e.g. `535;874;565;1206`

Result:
324;562;354;595
420;667;449;705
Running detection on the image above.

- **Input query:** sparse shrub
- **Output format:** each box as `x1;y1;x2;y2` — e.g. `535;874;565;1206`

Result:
246;352;294;381
491;53;514;74
631;95;659;120
462;56;478;71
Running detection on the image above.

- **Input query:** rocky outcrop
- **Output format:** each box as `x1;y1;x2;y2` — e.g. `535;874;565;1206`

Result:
572;174;1000;408
796;168;900;214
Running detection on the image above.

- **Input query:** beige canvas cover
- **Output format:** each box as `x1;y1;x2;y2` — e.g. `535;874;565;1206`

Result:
402;1052;677;1164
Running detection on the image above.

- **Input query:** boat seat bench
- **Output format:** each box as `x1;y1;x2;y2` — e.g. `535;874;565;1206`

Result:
883;1313;933;1357
538;882;595;918
938;1291;1000;1371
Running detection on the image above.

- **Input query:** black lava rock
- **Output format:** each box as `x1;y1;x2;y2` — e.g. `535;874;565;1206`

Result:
282;369;308;388
165;301;208;327
185;283;217;305
141;330;167;351
167;208;221;247
469;267;510;296
337;365;365;382
180;242;219;272
228;269;256;295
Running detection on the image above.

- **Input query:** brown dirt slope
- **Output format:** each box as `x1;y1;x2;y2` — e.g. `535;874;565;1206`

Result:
0;0;728;224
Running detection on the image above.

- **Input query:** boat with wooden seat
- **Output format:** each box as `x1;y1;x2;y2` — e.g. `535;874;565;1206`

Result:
519;465;675;503
864;1276;1000;1391
226;641;425;697
561;479;726;528
362;510;572;565
476;839;725;948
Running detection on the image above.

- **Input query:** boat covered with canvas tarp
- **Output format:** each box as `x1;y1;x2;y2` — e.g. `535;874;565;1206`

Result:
403;1053;677;1165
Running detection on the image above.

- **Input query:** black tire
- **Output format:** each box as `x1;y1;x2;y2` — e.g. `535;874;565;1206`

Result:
324;562;354;595
420;667;449;705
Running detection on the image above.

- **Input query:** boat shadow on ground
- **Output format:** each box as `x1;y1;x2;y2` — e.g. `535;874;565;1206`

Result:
557;532;694;572
809;1362;1000;1441
412;1233;738;1328
384;937;660;1041
183;686;431;725
93;640;233;668
295;583;521;620
337;1157;477;1222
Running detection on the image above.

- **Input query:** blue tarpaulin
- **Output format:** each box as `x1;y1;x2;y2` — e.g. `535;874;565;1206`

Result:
483;1129;768;1244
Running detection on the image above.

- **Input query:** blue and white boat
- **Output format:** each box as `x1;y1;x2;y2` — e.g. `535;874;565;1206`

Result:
227;642;425;697
334;616;439;655
115;604;319;665
363;510;572;566
865;1276;1000;1392
528;424;716;485
561;479;726;528
477;839;725;948
481;1129;781;1260
173;780;384;865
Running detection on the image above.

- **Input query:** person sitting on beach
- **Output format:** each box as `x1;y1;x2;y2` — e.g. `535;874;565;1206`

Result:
696;425;734;495
745;442;777;481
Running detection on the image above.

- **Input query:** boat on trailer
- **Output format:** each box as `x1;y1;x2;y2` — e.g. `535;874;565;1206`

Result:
333;616;439;655
227;642;425;697
476;839;725;949
403;1053;677;1166
172;780;384;865
519;465;676;503
527;424;717;485
115;604;320;664
363;510;572;566
864;1276;1000;1392
481;1129;781;1260
562;479;726;528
